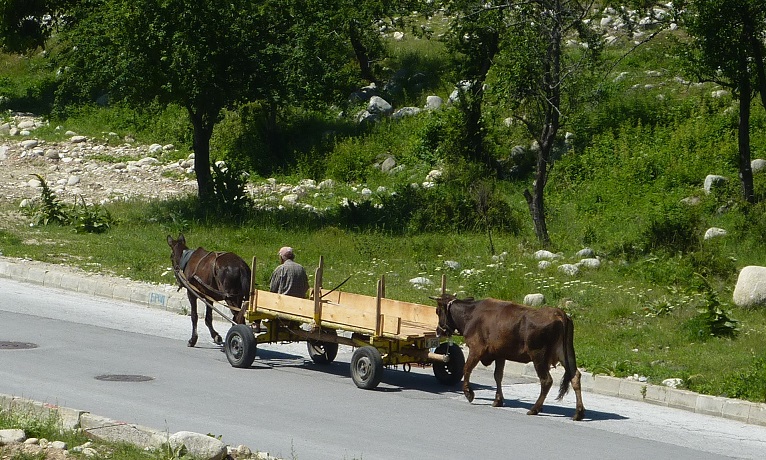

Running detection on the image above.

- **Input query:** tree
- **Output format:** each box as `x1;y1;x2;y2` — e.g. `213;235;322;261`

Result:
442;1;503;171
52;0;284;203
681;0;766;204
0;0;73;52
442;1;605;246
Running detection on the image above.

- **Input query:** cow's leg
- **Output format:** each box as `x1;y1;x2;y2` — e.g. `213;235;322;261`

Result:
528;358;553;416
492;359;506;407
462;351;481;403
571;369;585;421
204;305;222;344
187;293;198;347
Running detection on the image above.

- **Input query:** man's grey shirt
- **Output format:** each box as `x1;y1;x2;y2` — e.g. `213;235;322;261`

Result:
270;259;309;297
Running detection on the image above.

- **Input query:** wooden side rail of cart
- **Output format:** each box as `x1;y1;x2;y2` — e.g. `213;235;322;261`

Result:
244;255;439;342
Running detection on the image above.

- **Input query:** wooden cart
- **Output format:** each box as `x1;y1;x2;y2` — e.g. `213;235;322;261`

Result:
221;256;464;390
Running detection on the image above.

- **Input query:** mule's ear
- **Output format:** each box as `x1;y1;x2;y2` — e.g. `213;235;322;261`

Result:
179;233;185;244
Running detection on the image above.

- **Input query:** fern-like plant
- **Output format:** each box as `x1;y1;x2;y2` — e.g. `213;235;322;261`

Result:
693;275;739;339
71;196;114;234
27;174;70;226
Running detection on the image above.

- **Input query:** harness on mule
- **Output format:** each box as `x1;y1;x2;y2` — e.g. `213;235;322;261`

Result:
172;248;241;307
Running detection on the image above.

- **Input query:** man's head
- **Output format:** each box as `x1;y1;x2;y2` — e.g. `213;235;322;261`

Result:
278;246;295;262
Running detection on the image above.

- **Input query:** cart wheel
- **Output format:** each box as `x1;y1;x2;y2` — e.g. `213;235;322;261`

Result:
307;329;339;364
350;346;383;390
433;342;465;385
225;324;257;368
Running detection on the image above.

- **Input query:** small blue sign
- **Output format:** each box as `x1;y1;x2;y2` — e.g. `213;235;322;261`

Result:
149;292;167;307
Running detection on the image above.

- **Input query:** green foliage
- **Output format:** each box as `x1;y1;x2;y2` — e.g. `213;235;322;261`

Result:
684;275;739;340
23;175;114;233
26;174;70;226
717;356;766;401
326;135;380;183
640;203;702;254
210;162;251;217
71;196;114;234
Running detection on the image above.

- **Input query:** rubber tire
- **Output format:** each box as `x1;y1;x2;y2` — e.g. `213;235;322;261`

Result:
225;324;257;368
307;329;339;364
350;346;384;389
433;342;465;385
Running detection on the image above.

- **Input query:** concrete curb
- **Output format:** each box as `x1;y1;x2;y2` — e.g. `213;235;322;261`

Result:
0;394;248;460
0;393;168;449
2;255;766;427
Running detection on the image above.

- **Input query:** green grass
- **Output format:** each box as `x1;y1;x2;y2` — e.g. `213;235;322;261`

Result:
3;189;766;403
0;406;162;460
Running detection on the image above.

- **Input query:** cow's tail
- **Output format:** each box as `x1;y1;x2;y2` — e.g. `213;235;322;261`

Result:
557;314;578;401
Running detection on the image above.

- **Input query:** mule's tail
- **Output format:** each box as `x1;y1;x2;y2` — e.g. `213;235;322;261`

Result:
557;314;578;401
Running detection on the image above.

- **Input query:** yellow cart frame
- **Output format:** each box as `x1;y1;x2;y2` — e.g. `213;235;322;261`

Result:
221;256;464;390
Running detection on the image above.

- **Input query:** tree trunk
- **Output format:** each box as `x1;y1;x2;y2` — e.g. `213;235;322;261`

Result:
524;2;562;247
188;108;215;204
737;75;755;204
465;31;499;170
524;157;551;247
738;23;755;204
348;21;376;84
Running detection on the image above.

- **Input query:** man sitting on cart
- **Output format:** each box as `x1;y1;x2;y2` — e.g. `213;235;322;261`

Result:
270;246;309;298
251;247;308;333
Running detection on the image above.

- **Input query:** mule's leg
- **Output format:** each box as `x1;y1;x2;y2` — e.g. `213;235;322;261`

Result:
226;298;245;325
187;293;199;347
204;305;222;344
462;351;481;403
492;359;506;407
528;357;553;416
571;369;586;421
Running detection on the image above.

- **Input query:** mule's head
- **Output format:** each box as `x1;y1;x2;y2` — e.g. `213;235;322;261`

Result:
167;233;188;269
429;293;458;337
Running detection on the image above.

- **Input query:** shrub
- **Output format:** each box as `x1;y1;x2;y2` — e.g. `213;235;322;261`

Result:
210;163;252;217
25;174;70;226
71;196;114;234
639;203;701;254
683;275;738;340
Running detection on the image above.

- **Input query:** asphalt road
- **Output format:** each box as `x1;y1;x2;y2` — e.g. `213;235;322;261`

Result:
1;277;766;460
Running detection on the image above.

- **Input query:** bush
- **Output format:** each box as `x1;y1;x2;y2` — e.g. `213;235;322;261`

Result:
71;196;114;234
25;174;70;226
210;163;251;217
639;203;702;254
23;175;114;233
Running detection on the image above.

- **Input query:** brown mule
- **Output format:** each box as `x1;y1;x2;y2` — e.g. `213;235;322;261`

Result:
168;234;251;347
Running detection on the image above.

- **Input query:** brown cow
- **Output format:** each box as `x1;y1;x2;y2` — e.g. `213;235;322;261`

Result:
430;293;585;421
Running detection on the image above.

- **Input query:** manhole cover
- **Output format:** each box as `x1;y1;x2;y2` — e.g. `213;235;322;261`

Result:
0;341;38;350
95;374;154;382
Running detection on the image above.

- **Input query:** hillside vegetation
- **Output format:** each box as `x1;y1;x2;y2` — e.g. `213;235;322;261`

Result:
2;6;766;404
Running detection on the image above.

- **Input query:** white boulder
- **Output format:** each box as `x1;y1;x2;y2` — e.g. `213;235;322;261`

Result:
733;266;766;308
